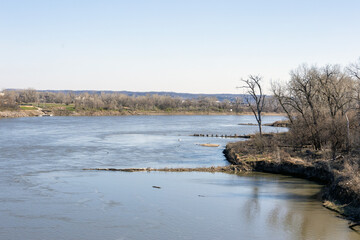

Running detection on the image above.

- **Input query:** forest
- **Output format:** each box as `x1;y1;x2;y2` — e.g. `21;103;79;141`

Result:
224;58;360;222
271;59;360;158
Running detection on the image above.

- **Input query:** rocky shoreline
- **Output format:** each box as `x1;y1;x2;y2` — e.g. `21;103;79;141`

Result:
0;110;45;118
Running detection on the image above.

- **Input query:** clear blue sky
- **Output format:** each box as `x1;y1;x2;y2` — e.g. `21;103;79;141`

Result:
0;0;359;93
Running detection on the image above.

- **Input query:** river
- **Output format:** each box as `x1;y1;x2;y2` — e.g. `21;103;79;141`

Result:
0;115;358;240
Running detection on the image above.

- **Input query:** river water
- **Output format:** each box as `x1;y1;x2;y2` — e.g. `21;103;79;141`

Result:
0;115;358;240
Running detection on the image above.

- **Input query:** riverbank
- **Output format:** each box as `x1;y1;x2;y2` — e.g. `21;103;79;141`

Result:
0;108;285;118
223;137;360;225
0;109;45;118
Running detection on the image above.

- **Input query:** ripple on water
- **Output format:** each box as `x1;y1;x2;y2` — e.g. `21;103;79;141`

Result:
0;116;357;240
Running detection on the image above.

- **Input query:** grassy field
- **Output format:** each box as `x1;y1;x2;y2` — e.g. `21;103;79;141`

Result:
33;103;76;111
19;106;38;110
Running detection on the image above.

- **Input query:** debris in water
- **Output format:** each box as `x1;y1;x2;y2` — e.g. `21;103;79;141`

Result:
198;143;220;147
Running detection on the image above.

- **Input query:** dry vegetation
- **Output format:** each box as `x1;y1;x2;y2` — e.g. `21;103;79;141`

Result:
225;58;360;222
224;133;360;221
271;61;360;158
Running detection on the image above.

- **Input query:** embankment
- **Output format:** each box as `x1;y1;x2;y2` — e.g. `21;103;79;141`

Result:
0;110;44;118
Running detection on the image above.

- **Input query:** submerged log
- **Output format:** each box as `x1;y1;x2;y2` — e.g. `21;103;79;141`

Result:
83;167;149;172
83;165;245;173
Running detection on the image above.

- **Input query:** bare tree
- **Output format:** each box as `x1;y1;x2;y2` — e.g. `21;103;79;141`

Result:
233;97;243;113
272;63;359;156
347;57;360;81
0;90;18;109
240;75;266;136
285;65;324;150
271;81;294;124
317;65;355;157
318;65;354;117
347;58;360;114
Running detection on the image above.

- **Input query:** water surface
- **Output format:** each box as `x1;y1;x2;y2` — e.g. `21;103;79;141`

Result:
0;115;358;240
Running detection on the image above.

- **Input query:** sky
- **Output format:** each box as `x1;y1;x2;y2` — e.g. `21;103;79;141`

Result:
0;0;360;94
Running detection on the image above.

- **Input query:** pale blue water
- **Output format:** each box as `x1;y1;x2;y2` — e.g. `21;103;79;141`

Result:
0;115;358;240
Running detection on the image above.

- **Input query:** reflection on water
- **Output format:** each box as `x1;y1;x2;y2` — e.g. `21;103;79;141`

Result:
0;116;359;240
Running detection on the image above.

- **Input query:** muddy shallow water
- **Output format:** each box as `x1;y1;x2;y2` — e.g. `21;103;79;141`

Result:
0;115;359;240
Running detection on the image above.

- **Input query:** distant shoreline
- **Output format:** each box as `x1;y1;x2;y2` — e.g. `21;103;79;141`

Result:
0;109;285;119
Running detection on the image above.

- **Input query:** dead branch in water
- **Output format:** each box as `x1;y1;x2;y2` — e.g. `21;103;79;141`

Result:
83;165;244;173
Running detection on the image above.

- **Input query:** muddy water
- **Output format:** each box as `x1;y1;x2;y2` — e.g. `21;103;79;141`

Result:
0;115;358;240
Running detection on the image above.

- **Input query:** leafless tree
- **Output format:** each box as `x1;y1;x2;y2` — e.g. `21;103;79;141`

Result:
348;58;360;81
282;65;324;150
233;97;243;113
272;62;359;157
347;58;360;113
317;65;355;156
271;82;294;123
240;75;266;136
0;90;18;109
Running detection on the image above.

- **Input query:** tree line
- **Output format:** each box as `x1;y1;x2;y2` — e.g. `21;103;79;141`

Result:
0;89;281;113
243;58;360;159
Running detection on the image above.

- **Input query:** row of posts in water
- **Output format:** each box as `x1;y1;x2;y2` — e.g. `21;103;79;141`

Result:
191;133;251;138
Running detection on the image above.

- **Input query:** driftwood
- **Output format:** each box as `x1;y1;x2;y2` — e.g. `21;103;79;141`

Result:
83;165;244;173
198;143;220;147
83;168;149;172
349;222;360;232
